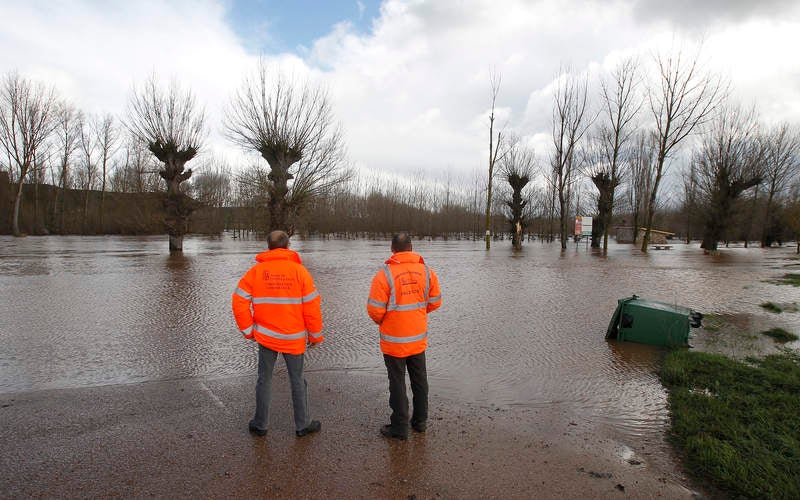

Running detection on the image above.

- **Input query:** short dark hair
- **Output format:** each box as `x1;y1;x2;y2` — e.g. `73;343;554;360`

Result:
391;232;413;252
268;230;290;250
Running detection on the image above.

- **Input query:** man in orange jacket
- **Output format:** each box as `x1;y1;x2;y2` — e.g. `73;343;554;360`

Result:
367;232;442;440
232;230;323;437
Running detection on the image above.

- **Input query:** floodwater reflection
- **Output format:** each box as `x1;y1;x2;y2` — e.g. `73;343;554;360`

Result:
1;234;798;449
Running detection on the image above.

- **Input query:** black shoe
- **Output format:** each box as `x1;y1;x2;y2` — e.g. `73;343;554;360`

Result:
381;425;408;440
411;421;427;433
248;421;267;437
296;420;321;437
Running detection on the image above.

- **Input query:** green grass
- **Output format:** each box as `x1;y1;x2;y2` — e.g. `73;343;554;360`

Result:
761;302;783;313
701;314;722;332
660;350;800;498
762;328;799;342
779;273;800;287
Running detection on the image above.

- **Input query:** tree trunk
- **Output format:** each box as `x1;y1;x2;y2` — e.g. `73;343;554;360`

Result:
82;188;90;234
59;168;67;233
33;170;40;234
484;176;493;250
12;176;25;236
169;233;183;252
640;162;664;252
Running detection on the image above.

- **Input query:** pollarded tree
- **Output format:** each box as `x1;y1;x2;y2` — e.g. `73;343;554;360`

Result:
501;139;536;250
694;104;764;252
126;75;206;251
0;72;58;236
224;61;349;235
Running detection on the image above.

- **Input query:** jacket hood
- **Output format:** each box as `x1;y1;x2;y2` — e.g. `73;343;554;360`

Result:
385;251;425;265
256;247;302;264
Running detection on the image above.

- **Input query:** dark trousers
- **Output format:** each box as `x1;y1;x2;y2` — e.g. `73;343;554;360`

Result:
383;351;428;434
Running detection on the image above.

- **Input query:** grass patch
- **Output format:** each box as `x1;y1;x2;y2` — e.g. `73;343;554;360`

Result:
701;315;723;332
773;273;800;286
761;302;783;313
762;328;799;342
661;351;800;498
778;273;800;287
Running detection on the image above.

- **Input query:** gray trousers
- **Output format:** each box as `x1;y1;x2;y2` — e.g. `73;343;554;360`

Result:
251;345;309;432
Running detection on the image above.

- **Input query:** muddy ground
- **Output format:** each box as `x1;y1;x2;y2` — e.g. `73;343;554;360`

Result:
0;370;706;499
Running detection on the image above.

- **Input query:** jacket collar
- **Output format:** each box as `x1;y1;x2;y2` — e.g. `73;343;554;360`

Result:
256;247;302;264
385;251;424;265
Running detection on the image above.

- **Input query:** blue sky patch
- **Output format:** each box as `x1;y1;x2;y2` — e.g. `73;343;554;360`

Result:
224;0;381;54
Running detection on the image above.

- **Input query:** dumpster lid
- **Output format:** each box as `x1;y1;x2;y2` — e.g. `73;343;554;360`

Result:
621;295;693;315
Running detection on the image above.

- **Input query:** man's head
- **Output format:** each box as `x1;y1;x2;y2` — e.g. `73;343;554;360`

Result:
268;230;290;250
391;232;413;253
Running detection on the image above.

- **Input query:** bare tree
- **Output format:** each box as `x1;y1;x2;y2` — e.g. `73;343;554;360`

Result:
786;181;800;254
641;47;726;251
126;74;206;251
501;138;536;250
109;138;160;194
53;102;82;232
225;61;348;234
543;162;559;242
0;72;58;236
551;68;594;249
626;131;659;242
485;69;504;250
94;113;119;229
77;113;98;232
694;104;764;251
187;156;232;208
680;160;701;243
760;123;800;247
595;57;642;251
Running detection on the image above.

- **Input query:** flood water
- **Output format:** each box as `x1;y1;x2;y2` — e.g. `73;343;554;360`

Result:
2;234;799;453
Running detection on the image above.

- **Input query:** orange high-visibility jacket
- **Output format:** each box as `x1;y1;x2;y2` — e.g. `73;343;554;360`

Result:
367;251;442;357
232;248;323;355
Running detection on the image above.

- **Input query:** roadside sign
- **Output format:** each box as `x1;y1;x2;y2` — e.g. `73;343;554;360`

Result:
575;216;593;237
581;216;592;236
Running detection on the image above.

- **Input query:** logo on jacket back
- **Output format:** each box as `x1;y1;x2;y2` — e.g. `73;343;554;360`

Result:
263;271;295;291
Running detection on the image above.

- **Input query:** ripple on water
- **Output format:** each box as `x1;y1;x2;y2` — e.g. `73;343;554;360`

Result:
1;236;798;448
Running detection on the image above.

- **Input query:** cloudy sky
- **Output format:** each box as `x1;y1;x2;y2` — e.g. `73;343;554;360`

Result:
2;0;799;183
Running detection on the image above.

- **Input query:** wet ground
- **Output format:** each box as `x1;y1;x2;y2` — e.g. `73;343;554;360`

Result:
1;234;798;497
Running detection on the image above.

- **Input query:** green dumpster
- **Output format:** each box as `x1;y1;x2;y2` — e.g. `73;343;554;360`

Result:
606;295;702;347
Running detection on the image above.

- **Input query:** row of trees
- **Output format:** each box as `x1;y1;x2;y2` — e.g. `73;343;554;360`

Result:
483;48;800;253
2;47;799;253
0;61;349;251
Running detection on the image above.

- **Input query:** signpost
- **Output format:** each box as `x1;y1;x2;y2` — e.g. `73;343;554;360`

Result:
575;216;593;249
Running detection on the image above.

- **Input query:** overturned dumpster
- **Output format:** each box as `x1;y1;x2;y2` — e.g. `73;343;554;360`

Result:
606;295;702;347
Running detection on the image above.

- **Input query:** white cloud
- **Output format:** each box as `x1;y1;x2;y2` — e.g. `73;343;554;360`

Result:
1;0;799;186
0;0;255;165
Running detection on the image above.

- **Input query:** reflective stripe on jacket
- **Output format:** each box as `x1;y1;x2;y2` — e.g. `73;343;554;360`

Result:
366;251;442;357
232;248;323;354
